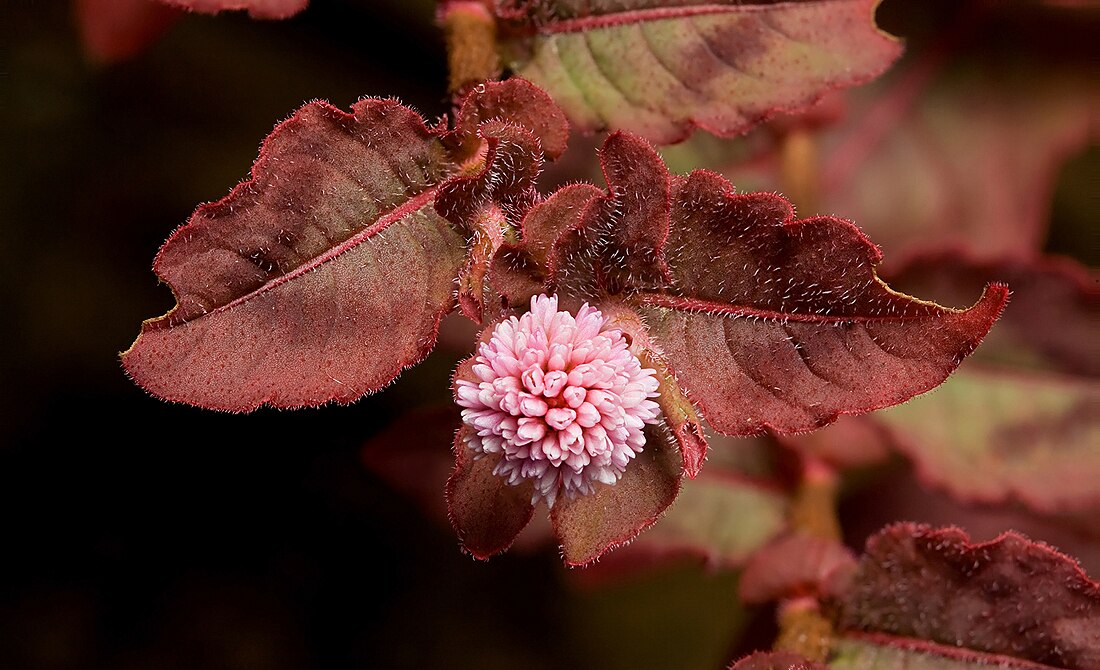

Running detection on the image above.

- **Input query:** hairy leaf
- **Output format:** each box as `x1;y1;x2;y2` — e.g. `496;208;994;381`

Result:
447;426;537;559
124;80;566;410
630;166;1008;436
446;77;570;162
833;524;1100;670
551;425;683;566
494;0;902;143
436;121;546;321
123;99;464;410
158;0;307;19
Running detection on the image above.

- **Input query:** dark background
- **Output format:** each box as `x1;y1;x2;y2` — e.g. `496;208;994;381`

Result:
1;1;1095;669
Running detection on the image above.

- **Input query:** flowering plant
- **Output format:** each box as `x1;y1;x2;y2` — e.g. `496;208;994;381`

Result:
104;0;1097;666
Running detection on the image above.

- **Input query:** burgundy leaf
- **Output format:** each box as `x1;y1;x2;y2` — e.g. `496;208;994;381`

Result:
74;0;180;63
490;183;604;307
446;426;537;560
887;253;1099;377
436;121;545;321
739;533;857;605
123;98;465;410
158;0;307;20
834;523;1100;670
445;77;569;163
632;167;1008;436
728;651;826;670
493;0;902;143
550;131;673;296
551;425;682;567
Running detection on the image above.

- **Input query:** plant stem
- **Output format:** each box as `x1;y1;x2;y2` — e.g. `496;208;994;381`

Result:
779;128;819;215
440;1;501;95
774;455;842;661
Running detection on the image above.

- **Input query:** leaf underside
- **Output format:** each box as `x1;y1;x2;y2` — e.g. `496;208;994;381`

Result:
496;0;902;143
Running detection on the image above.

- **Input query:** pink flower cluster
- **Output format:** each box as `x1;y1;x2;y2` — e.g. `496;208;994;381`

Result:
456;295;661;506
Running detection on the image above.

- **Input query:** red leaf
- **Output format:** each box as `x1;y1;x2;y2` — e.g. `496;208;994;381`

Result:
436;121;545;321
74;0;180;63
490;183;604;307
888;253;1099;376
158;0;307;20
493;0;902;143
124;79;573;411
446;427;537;560
728;651;826;670
445;78;569;163
834;523;1100;670
550;131;673;296
551;425;682;567
123;98;466;410
632;167;1008;436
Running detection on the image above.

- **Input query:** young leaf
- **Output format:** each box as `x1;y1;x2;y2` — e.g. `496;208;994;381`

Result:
435;120;545;321
158;0;308;20
833;524;1100;670
629;166;1009;436
493;0;902;143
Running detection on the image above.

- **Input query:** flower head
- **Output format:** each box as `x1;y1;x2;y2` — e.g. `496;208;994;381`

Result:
455;294;660;506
